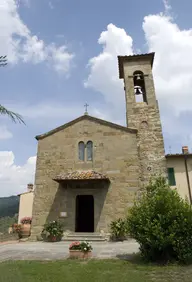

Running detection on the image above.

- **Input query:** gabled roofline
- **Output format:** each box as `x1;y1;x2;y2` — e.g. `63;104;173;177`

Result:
118;52;155;79
35;114;137;140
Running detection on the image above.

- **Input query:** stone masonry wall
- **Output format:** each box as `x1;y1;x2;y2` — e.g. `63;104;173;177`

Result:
30;118;140;240
123;59;167;185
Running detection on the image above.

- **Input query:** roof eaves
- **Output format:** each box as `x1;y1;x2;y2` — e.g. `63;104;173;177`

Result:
165;154;192;158
118;52;155;79
53;170;109;181
17;191;34;196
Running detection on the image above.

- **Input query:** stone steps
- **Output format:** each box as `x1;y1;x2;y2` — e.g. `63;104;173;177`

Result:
62;233;107;242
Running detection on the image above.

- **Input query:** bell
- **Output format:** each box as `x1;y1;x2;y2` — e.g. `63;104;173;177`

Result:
136;74;141;80
134;86;143;95
135;88;141;95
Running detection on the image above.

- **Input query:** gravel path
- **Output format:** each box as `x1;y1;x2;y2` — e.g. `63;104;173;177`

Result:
0;240;139;262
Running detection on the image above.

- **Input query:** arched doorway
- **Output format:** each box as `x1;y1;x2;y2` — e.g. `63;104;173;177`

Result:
75;195;94;232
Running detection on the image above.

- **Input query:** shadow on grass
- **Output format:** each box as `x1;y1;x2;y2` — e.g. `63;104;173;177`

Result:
116;253;180;267
116;252;145;265
116;252;192;269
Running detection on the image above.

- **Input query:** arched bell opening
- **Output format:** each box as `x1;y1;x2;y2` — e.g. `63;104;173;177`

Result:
133;71;147;103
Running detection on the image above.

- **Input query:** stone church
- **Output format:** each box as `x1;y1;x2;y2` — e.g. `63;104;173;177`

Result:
30;52;167;240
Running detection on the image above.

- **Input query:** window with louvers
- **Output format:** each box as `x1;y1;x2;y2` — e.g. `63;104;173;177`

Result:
167;167;176;186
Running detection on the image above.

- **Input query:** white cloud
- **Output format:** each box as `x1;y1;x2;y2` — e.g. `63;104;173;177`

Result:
142;8;192;148
0;151;36;196
84;8;192;151
143;13;192;115
0;0;74;74
84;23;133;108
48;45;74;74
0;125;13;140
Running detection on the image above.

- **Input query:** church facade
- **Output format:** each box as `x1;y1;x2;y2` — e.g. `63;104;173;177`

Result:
30;53;167;239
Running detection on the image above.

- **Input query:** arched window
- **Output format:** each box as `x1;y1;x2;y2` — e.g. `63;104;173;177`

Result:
133;71;147;103
86;141;93;161
78;141;85;161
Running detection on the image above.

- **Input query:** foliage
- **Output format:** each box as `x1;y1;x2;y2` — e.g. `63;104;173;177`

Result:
127;176;192;264
69;241;93;252
110;218;127;240
0;196;19;218
0;215;18;234
42;220;64;241
20;217;32;224
0;104;25;124
0;215;20;241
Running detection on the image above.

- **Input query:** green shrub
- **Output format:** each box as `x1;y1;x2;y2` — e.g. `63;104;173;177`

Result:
126;176;192;264
110;218;128;241
41;220;64;242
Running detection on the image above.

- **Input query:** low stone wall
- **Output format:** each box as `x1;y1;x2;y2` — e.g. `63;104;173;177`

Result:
0;233;18;242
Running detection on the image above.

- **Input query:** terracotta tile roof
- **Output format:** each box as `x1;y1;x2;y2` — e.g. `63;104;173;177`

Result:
53;170;109;181
118;52;155;79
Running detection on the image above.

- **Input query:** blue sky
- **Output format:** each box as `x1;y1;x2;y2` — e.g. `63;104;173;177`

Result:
1;0;192;196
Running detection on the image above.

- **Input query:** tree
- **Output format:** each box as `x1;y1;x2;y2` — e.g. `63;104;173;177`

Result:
0;55;25;124
0;104;25;124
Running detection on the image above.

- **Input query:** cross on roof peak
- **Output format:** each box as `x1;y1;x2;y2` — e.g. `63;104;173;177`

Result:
84;103;89;115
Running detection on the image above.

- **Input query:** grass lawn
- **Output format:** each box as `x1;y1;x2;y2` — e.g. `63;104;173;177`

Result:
0;259;192;282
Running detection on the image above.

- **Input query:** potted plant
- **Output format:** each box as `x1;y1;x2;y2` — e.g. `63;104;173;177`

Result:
20;217;32;238
110;218;128;241
41;220;64;242
69;241;93;259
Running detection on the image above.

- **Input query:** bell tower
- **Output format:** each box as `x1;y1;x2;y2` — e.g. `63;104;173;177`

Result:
118;53;166;184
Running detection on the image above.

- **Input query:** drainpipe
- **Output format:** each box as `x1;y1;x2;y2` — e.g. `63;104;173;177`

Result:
182;146;192;204
184;155;192;204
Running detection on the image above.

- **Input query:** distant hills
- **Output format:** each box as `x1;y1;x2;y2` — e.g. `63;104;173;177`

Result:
0;196;19;218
